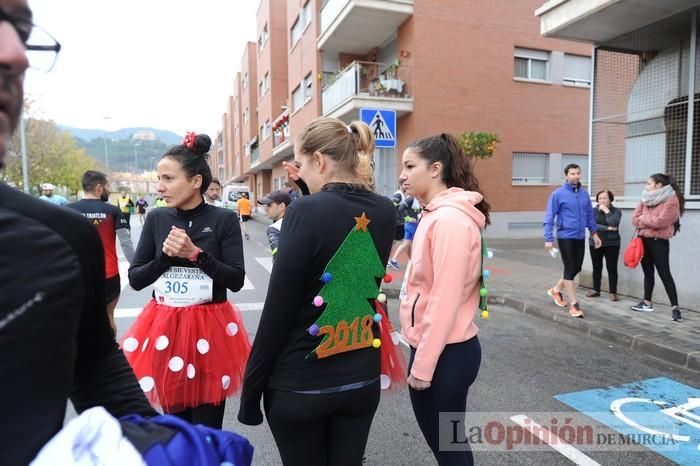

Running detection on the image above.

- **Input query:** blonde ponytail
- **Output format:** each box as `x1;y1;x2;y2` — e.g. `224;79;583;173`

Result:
297;117;377;190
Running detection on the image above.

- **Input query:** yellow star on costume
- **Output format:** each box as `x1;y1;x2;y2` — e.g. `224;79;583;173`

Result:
354;212;371;232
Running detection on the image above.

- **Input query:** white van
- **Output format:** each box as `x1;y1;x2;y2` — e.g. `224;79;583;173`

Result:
222;184;251;211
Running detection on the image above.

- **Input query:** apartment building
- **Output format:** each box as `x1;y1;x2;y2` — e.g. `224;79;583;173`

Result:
221;0;592;237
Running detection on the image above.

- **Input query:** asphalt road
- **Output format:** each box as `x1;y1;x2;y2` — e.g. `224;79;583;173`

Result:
101;215;700;465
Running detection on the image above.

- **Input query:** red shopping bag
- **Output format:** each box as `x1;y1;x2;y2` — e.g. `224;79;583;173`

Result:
624;236;644;268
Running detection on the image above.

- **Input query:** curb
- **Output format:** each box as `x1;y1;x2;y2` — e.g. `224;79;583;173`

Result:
383;288;698;373
487;295;699;374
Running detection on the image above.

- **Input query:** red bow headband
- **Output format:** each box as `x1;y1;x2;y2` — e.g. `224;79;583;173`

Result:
182;131;196;148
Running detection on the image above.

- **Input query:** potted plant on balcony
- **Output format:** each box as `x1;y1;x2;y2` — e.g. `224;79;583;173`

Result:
385;59;401;79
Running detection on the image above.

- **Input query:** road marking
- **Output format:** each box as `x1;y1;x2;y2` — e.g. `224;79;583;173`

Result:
509;415;602;466
115;302;265;319
242;276;255;290
118;260;130;291
255;257;274;274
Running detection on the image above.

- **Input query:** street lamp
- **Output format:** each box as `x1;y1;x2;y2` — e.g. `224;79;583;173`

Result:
103;116;111;172
133;142;141;173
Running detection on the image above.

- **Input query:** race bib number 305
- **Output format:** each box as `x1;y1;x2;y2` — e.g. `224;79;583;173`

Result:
153;267;213;307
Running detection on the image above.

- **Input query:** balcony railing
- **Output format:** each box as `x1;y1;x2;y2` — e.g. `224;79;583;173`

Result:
322;60;411;114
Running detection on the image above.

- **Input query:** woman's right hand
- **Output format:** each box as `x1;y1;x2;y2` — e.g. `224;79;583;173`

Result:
282;161;301;181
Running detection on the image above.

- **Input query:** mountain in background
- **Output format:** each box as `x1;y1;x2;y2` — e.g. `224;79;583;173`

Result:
61;126;182;145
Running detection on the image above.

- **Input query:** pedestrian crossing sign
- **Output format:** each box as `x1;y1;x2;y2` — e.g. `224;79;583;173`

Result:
360;108;396;148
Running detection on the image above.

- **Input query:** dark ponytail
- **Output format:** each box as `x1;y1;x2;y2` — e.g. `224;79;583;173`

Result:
650;173;684;234
408;133;491;225
163;134;213;195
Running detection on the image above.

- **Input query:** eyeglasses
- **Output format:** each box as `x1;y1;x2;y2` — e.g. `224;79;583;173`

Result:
0;8;61;72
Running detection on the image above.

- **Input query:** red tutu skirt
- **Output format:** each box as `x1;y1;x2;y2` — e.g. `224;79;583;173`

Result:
376;300;407;392
120;300;251;413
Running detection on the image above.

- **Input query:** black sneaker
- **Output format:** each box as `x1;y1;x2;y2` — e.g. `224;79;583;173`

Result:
631;301;654;312
672;308;683;322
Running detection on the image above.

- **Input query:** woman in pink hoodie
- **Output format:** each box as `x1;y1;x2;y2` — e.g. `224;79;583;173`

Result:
631;173;685;322
398;133;490;465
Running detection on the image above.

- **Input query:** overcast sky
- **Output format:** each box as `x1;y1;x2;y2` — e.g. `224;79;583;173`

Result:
25;0;259;137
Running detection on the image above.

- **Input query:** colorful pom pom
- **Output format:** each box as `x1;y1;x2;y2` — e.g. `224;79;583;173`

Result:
483;269;491;279
372;338;382;349
313;296;324;307
480;287;488;297
486;250;494;259
308;324;320;336
377;293;387;303
481;309;490;320
383;274;393;284
321;272;332;283
373;313;382;323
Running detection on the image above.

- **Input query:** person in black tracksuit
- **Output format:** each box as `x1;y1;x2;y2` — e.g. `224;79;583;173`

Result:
239;117;395;466
586;190;622;300
0;7;156;463
0;182;157;466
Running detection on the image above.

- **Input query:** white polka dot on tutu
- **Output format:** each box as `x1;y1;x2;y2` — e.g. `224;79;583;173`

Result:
187;364;196;379
380;374;391;390
197;338;210;355
155;335;169;351
141;337;150;352
222;375;231;390
225;322;239;336
139;376;155;392
123;337;138;352
168;356;184;372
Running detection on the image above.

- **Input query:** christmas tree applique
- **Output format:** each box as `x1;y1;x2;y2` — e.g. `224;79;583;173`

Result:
308;212;388;359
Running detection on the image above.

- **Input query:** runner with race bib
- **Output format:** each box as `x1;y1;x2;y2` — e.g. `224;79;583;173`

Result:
122;132;251;429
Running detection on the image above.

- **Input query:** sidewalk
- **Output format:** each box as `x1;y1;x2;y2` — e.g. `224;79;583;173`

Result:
383;238;699;373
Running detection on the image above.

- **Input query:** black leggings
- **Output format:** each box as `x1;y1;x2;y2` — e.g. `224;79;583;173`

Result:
264;380;380;466
170;401;226;429
409;336;482;466
558;239;585;280
589;245;620;293
641;237;679;306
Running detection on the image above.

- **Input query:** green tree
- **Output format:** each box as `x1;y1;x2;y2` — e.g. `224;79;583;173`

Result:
311;213;386;359
3;118;98;195
458;131;499;165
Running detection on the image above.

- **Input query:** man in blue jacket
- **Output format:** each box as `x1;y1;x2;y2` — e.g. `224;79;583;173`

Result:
544;164;601;318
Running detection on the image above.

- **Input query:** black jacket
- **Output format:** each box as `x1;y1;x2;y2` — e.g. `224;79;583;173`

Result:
590;206;622;247
238;183;395;425
0;183;155;466
129;201;245;301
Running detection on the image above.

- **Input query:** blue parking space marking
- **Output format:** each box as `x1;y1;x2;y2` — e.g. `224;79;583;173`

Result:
555;377;700;465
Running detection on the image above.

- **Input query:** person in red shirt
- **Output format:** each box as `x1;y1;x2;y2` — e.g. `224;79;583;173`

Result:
68;171;135;331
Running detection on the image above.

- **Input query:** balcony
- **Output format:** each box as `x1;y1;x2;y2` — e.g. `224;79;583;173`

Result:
536;0;699;42
318;0;413;55
322;60;413;122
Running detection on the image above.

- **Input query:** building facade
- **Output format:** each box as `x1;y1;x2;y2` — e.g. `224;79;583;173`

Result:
219;0;592;238
537;0;700;306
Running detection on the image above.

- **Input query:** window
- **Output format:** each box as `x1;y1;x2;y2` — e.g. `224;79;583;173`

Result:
259;72;269;97
562;154;589;184
291;1;311;48
514;48;549;81
292;84;304;112
512;152;549;185
243;72;248;90
243;108;248;123
261;120;271;140
563;54;592;87
258;23;268;50
303;73;313;101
